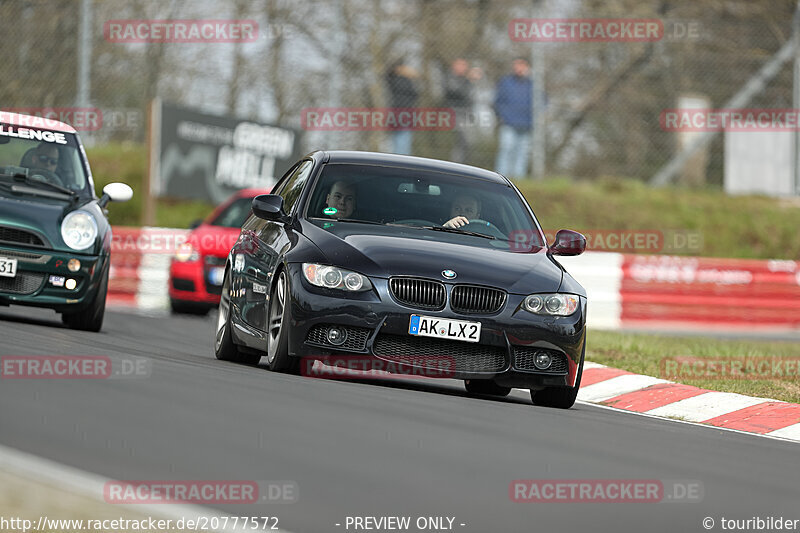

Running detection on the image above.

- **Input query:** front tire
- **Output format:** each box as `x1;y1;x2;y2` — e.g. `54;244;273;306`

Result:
530;348;585;409
266;270;299;374
62;264;108;332
215;270;260;365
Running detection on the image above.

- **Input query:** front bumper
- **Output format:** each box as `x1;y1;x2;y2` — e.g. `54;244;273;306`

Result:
284;264;586;389
0;244;106;312
168;255;226;306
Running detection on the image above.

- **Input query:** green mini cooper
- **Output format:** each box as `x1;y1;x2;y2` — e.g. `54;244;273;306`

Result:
0;112;132;331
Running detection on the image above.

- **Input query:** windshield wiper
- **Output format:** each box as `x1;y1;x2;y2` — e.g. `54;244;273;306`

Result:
11;172;76;196
421;225;496;240
329;218;386;225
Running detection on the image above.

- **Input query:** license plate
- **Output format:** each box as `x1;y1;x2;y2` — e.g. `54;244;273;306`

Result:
0;257;17;278
208;266;225;286
409;315;481;343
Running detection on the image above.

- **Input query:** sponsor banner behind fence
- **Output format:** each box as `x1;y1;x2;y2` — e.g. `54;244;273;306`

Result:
152;101;302;205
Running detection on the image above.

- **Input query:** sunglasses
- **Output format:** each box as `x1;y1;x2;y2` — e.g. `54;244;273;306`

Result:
35;154;59;166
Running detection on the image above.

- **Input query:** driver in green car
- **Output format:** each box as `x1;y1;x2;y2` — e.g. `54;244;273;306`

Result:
443;193;481;229
24;142;60;175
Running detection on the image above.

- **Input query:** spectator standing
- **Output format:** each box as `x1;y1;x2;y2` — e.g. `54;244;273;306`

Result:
386;60;419;155
443;58;482;163
493;57;533;178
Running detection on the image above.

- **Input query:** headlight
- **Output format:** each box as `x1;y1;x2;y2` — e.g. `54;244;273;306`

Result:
174;242;200;262
302;263;372;292
60;210;98;250
522;293;579;316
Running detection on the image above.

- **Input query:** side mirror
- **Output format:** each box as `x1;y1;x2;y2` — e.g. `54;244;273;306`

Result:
549;229;586;256
252;194;286;221
99;182;133;207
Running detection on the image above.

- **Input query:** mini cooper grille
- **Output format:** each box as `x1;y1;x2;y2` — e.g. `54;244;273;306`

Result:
389;277;446;310
373;334;507;373
450;285;506;314
0;226;45;248
305;324;371;352
513;347;569;374
0;250;50;263
0;271;45;295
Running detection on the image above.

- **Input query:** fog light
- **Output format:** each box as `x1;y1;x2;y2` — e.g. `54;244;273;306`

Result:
533;351;552;370
65;278;77;290
326;326;347;346
67;258;81;272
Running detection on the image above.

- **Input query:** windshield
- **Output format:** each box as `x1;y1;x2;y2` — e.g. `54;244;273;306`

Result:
305;163;546;250
0;127;88;193
207;196;254;228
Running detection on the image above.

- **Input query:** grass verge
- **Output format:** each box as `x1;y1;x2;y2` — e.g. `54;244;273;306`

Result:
587;329;800;403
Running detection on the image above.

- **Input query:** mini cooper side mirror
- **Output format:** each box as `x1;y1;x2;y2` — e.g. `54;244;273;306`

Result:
549;229;586;256
252;194;287;221
99;182;133;207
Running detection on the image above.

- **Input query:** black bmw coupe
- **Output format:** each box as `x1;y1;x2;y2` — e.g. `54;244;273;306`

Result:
215;150;587;408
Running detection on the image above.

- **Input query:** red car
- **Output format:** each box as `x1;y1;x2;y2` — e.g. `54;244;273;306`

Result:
168;188;268;314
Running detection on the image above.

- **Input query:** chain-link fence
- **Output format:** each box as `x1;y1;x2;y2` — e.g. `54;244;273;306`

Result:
1;0;798;187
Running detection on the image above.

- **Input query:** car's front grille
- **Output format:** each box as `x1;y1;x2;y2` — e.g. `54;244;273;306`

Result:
171;278;195;292
450;285;506;314
305;324;371;352
373;333;507;373
0;271;46;295
0;249;50;263
389;277;446;310
203;255;226;295
513;347;569;374
0;226;45;248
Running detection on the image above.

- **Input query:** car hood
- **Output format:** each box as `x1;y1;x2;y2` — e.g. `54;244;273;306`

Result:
0;194;72;250
301;221;564;294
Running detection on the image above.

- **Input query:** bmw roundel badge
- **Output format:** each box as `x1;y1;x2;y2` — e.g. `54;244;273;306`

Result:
442;269;457;279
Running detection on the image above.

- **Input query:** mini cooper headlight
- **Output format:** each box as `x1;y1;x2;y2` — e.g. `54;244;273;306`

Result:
303;264;372;292
522;293;579;316
60;210;98;251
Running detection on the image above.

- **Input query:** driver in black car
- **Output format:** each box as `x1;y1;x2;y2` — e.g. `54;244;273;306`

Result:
324;180;356;219
443;193;481;229
25;142;60;177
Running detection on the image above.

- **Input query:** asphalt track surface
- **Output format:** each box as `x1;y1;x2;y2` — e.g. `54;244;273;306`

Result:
1;307;799;533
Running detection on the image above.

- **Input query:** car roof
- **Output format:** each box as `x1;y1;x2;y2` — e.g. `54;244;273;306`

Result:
315;150;511;185
0;111;77;134
235;187;271;198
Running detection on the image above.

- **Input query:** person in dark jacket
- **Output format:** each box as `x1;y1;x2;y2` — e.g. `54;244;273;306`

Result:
386;60;419;155
493;57;533;178
444;58;482;163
